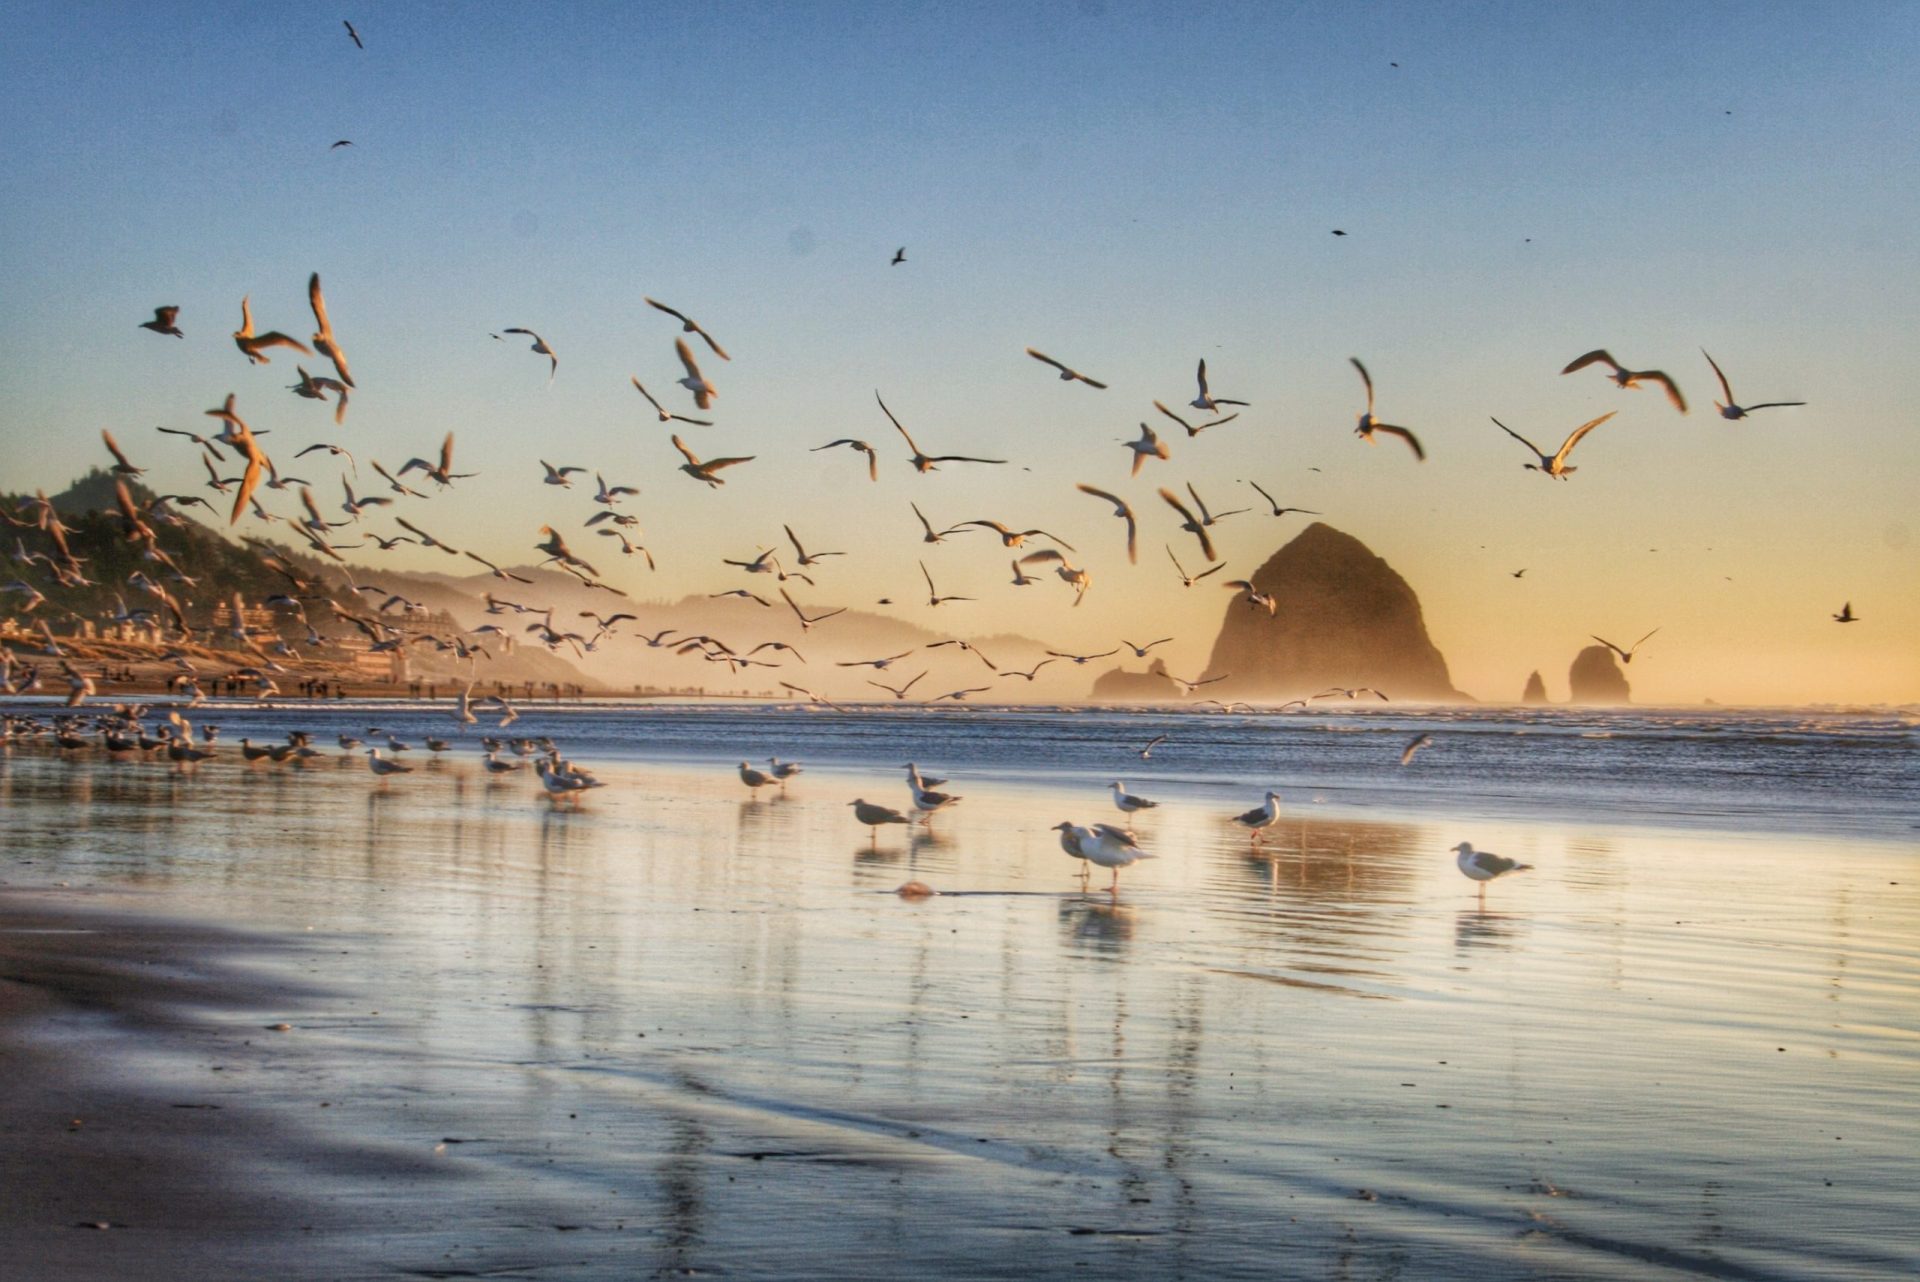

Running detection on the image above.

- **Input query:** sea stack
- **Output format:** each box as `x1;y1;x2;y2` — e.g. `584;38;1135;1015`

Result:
1090;657;1175;701
1568;645;1631;704
1198;523;1465;702
1521;670;1548;704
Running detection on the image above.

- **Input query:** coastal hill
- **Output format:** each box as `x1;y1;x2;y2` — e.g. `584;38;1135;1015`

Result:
1194;523;1466;702
1568;645;1631;704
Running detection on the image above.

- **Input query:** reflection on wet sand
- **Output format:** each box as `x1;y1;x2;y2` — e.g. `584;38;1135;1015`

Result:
3;742;1918;1280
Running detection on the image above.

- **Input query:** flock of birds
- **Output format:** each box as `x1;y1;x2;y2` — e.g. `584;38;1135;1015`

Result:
2;703;1533;901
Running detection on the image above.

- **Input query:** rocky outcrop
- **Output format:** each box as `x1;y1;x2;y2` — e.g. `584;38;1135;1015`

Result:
1521;670;1548;704
1090;657;1173;701
1568;645;1631;703
1199;523;1465;702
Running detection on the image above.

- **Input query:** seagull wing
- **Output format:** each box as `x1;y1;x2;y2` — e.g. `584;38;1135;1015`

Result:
874;391;917;454
1372;424;1426;461
1552;412;1615;468
669;435;700;466
1701;349;1735;406
1350;357;1375;413
1153;400;1196;434
1642;370;1688;414
1561;349;1622;377
1075;483;1136;562
1490;416;1543;459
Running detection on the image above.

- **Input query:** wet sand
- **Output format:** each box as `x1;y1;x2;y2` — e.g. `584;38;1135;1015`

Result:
3;735;1918;1280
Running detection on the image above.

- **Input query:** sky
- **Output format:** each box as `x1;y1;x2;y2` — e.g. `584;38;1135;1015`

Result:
2;2;1916;705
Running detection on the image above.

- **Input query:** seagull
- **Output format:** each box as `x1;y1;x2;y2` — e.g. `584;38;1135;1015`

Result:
1245;481;1319;518
539;460;586;487
502;327;557;385
1191;359;1249;412
952;519;1073;551
1589;628;1659;664
1074;484;1138;563
1314;686;1389;701
307;273;355;387
999;659;1056;682
343;19;363;48
1076;823;1155;892
1123;423;1170;477
1452;841;1532;903
370;459;426;498
1181;482;1249;527
395;516;460;555
920;560;973;607
101;430;145;477
780;588;846;632
397;433;476;488
1400;733;1434;765
1122;637;1172;658
1223;579;1276;614
1561;350;1687;414
931;686;992;703
631;376;713;425
1833;602;1858;623
850;798;913;839
1350;358;1425;460
1166;545;1226;587
877;392;1005;472
139;305;183;338
203;394;273;525
1139;734;1169;760
1053;822;1091;882
1020;550;1091;605
1165;672;1228;696
1492;412;1615;479
288;365;351;424
1046;647;1119;666
674;337;715;408
1158;489;1218;562
365;746;414;778
927;639;997;671
157;425;228;459
891;247;906;265
738;761;777;790
837;650;915;671
232;296;311;365
1701;350;1804;420
1025;347;1108;389
907;773;962;821
1231;791;1283;844
1153;400;1238;437
812;438;879;482
671;435;753;486
330;139;353;149
464;551;533;583
1110;781;1158;816
784;524;842;566
646;297;729;360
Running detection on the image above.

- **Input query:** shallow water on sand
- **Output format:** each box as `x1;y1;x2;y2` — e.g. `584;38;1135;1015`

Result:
3;711;1918;1279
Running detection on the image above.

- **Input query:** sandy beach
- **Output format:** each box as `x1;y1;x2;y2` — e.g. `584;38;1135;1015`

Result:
4;706;1917;1280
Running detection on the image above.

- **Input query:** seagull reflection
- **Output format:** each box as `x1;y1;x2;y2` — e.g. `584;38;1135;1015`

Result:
1453;908;1524;953
1058;897;1136;954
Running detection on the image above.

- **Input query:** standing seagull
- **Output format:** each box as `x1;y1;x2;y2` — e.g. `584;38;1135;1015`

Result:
1589;628;1659;664
1231;791;1283;844
1701;350;1804;420
1110;781;1158;819
850;798;914;840
1491;412;1615;479
1452;841;1532;904
139;306;184;338
1191;359;1249;412
1077;824;1155;893
1025;348;1108;389
1350;358;1425;460
502;327;557;385
1561;349;1687;414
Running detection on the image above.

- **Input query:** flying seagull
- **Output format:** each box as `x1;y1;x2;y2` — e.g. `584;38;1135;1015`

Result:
343;19;363;48
1701;349;1804;420
502;327;557;385
1561;349;1687;414
876;391;1005;472
891;247;906;265
646;297;729;359
1832;602;1858;623
1157;488;1218;562
670;435;753;486
139;305;183;338
1589;628;1659;664
812;437;879;481
1491;412;1615;479
1123;423;1170;477
1350;358;1425;460
307;272;355;387
631;376;712;425
1075;483;1138;563
1153;400;1237;436
1245;480;1319;518
1166;544;1225;587
1191;359;1249;412
232;296;311;365
1025;347;1108;389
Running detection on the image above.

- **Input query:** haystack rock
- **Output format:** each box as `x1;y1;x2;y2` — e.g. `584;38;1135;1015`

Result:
1521;670;1548;704
1199;523;1466;702
1091;657;1173;700
1567;645;1631;704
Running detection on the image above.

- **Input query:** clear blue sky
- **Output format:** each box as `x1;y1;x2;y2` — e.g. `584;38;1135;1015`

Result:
3;2;1916;702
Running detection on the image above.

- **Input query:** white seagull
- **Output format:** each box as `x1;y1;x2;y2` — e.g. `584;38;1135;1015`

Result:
1231;791;1283;844
1491;412;1615;479
1452;841;1532;903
